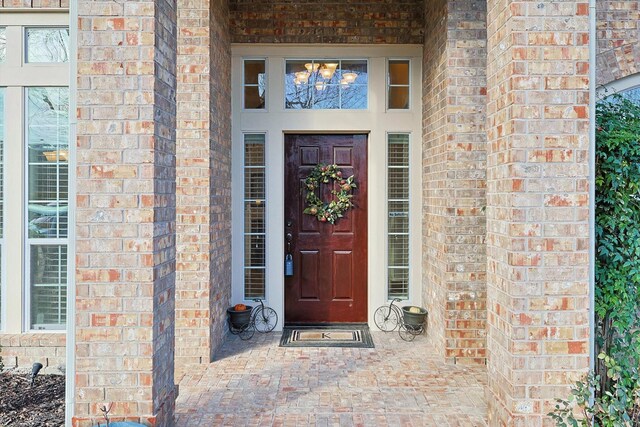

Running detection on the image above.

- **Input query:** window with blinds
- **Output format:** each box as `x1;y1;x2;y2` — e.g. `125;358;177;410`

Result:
244;134;266;299
387;134;410;299
27;87;69;330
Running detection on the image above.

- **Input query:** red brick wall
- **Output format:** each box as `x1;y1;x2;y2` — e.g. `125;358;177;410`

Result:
229;0;424;44
0;333;66;369
596;0;640;85
422;0;487;365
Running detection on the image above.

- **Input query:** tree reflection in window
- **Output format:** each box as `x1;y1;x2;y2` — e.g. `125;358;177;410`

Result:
0;28;6;62
26;28;69;63
285;60;368;109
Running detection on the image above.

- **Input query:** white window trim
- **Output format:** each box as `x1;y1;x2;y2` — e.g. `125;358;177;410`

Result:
231;44;423;330
0;12;69;334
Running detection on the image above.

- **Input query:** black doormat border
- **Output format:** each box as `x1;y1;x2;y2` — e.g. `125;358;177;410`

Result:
280;323;375;348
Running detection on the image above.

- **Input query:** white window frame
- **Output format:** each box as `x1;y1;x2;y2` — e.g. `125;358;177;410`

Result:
0;12;69;333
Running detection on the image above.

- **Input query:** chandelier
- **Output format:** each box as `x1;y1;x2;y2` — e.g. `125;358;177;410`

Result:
294;62;358;90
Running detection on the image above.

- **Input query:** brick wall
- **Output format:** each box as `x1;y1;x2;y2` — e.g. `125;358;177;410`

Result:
0;333;66;369
229;0;424;44
207;0;232;362
0;0;67;7
422;0;487;365
486;0;591;424
596;1;640;85
175;0;231;368
422;0;448;361
75;0;178;425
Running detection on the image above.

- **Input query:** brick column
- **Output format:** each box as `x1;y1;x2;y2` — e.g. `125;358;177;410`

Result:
175;0;231;368
75;0;177;425
422;0;487;364
486;0;591;424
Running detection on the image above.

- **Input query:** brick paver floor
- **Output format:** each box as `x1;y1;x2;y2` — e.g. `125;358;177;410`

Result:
175;331;488;426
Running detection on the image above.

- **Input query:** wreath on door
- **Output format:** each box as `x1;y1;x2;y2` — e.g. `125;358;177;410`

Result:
303;164;357;224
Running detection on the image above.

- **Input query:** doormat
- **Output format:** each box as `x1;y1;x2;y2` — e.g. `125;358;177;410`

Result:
280;324;374;348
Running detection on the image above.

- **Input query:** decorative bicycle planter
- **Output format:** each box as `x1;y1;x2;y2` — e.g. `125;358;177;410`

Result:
374;299;428;341
227;299;278;340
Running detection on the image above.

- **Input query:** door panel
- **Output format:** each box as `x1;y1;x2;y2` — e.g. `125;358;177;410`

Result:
284;134;368;323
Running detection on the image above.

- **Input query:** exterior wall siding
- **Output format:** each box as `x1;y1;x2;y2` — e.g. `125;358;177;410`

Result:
485;0;591;424
596;0;640;85
74;0;178;425
422;0;487;365
229;0;424;44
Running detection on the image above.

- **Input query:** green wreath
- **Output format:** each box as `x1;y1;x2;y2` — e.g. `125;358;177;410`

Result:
303;164;357;224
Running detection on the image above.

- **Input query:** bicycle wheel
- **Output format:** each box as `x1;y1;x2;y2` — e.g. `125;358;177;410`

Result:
254;306;278;333
238;324;255;340
399;324;416;342
374;306;399;332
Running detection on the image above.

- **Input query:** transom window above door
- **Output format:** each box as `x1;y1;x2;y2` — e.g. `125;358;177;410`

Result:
284;59;368;110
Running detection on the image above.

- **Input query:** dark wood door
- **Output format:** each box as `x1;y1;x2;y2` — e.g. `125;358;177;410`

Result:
284;134;368;323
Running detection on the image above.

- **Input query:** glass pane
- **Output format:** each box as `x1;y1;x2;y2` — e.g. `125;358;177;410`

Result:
245;141;265;166
312;84;339;109
244;60;265;85
27;88;69;239
388;168;409;200
30;244;67;330
244;167;265;199
389;87;410;109
389;234;409;266
244;269;265;299
26;28;70;63
388;134;410;299
285;59;367;110
243;134;266;299
244;86;265;109
388;201;409;233
244;235;265;267
244;202;265;234
341;85;367;109
389;60;410;85
388;138;409;166
619;86;640;104
0;28;6;62
388;268;409;299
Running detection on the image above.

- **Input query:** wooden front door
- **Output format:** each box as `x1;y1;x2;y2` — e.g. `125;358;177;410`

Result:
284;134;368;323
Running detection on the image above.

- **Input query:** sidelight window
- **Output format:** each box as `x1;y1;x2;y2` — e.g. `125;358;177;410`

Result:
243;134;266;299
387;134;410;299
